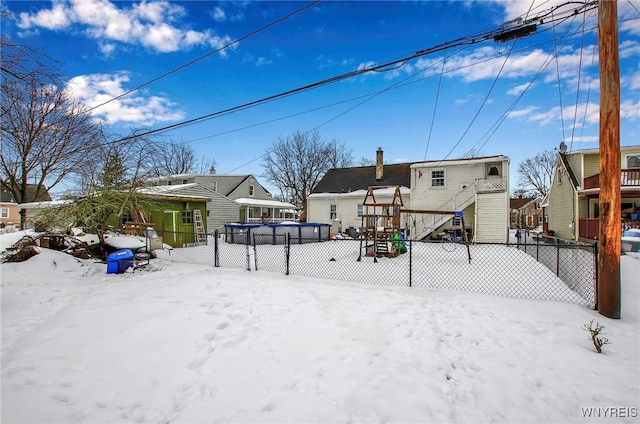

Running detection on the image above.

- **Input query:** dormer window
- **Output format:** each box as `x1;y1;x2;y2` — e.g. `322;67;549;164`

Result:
486;162;501;177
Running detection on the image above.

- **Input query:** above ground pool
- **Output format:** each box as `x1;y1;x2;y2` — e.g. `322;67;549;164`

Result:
223;222;331;244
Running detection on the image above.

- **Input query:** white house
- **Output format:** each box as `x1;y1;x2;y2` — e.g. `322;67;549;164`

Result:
409;155;510;242
307;148;412;234
307;149;510;241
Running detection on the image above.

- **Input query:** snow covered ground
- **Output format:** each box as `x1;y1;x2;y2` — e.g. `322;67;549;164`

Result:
1;231;639;423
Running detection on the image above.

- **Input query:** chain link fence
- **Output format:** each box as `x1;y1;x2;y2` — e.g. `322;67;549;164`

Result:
152;228;596;309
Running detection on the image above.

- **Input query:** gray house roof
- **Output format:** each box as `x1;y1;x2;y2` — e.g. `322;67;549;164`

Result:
312;163;413;194
0;182;52;203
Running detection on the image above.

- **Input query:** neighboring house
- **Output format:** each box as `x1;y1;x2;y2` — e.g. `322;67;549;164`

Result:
137;183;239;233
145;172;295;225
307;148;412;233
545;145;640;242
21;191;210;248
308;148;510;242
410;155;510;242
0;186;19;229
510;195;543;229
1;183;52;229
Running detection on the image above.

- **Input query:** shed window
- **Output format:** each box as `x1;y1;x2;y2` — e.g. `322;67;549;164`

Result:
182;210;193;224
120;212;132;226
430;170;445;187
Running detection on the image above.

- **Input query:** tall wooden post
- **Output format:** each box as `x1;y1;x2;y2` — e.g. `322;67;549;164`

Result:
597;0;621;319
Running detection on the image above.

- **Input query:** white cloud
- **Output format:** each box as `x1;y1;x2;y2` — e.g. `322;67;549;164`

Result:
66;73;185;125
619;40;640;60
357;61;376;72
212;7;226;22
18;2;71;30
16;0;234;54
255;57;272;66
509;102;599;127
627;68;640;91
621;99;640;120
507;82;532;96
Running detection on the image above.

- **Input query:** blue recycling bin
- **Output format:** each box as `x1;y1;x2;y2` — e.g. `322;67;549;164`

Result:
107;249;135;274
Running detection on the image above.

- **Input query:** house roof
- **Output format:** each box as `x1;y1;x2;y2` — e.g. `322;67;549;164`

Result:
510;196;541;210
1;182;52;203
312;163;412;194
561;145;640;156
410;155;509;169
145;174;271;197
137;183;239;204
308;186;411;199
234;198;296;209
558;153;580;189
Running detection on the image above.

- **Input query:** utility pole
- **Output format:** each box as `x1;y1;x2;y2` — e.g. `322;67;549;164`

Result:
597;0;620;319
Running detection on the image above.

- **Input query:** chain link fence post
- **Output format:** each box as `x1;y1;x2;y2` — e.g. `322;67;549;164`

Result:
285;232;290;275
214;229;220;267
409;238;413;287
253;233;258;271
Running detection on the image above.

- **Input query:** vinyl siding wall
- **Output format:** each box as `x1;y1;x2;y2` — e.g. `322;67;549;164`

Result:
475;193;508;242
548;159;577;240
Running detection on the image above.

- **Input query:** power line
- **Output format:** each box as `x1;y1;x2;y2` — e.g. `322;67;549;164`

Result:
109;1;597;146
82;0;321;115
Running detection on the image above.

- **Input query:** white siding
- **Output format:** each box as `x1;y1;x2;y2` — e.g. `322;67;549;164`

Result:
475;192;508;242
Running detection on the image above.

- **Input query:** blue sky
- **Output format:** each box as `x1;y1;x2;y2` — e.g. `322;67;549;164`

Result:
2;0;639;195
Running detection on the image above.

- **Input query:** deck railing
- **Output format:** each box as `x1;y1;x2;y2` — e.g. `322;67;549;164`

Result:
583;169;640;189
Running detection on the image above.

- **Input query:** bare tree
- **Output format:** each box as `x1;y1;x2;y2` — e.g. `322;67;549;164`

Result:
261;130;352;207
516;149;556;197
326;139;354;168
1;42;102;227
144;139;217;177
358;157;375;166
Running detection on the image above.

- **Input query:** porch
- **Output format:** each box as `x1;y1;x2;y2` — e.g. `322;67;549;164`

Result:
582;168;640;189
234;197;298;224
576;169;640;242
578;217;640;241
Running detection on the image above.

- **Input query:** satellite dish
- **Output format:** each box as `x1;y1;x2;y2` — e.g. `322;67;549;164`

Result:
559;141;567;153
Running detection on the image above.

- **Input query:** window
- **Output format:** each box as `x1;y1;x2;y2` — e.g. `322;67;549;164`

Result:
182;210;193;224
249;185;254;196
330;204;337;220
557;169;563;184
356;204;363;217
120;212;132;226
625;154;640;169
486;162;501;177
430;169;445;187
182;179;189;184
1;208;8;218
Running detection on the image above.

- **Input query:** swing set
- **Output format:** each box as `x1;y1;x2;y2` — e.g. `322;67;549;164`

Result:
357;185;471;264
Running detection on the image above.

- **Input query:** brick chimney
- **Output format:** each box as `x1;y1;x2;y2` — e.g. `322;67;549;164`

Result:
376;147;383;181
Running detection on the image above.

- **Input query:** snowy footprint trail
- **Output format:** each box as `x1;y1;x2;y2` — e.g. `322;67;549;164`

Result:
2;249;639;423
